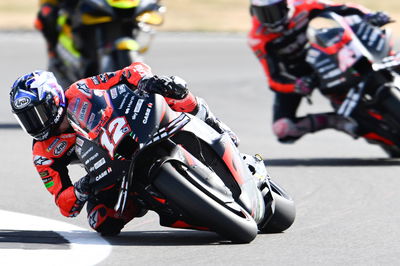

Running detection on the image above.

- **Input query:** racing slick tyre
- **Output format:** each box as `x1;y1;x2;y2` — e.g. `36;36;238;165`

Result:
379;86;400;158
380;86;400;124
260;180;295;233
379;144;400;158
153;162;258;243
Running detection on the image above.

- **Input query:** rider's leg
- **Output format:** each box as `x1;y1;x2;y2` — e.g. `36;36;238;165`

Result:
271;92;303;143
191;97;240;146
273;113;358;142
272;93;357;142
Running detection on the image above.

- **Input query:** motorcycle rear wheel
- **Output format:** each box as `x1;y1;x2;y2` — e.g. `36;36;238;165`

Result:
153;162;258;243
379;86;400;157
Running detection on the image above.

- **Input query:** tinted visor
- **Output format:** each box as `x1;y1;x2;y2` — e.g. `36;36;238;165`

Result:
14;100;55;136
252;2;288;26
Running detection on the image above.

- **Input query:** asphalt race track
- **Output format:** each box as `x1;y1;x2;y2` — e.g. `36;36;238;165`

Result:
1;31;400;265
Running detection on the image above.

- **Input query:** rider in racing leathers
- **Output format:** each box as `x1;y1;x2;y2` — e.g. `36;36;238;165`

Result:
248;0;392;143
10;62;238;236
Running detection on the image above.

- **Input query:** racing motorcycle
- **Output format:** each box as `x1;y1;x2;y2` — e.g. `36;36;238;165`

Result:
70;85;295;243
52;0;164;87
305;12;400;157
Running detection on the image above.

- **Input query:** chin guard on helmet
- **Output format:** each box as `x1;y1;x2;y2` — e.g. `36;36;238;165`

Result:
10;71;66;140
251;0;289;30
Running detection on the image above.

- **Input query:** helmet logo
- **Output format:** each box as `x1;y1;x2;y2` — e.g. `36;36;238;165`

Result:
14;97;31;109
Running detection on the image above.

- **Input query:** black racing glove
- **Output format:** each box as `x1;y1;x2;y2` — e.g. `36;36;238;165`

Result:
364;11;393;27
138;75;189;99
294;76;317;96
74;175;91;203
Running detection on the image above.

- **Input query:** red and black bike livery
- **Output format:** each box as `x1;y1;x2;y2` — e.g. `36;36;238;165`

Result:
68;85;295;243
306;12;400;157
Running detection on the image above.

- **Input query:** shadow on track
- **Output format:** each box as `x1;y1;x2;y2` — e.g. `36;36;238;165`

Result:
265;158;400;167
104;230;233;246
0;123;20;129
0;229;69;249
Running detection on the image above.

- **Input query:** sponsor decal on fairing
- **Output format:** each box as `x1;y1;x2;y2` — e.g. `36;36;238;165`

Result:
85;152;99;165
94;157;106;170
95;167;112;181
132;98;144;120
110;87;118;99
117;84;127;94
81;146;94;159
76;137;84;147
124;96;135;114
118;93;130;110
142;103;153;124
75;146;82;156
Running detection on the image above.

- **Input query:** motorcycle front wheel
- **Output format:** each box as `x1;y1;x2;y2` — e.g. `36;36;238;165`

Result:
153;162;258;243
259;179;296;233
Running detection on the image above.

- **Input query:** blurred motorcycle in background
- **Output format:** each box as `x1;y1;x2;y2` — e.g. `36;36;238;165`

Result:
305;11;400;157
51;0;165;87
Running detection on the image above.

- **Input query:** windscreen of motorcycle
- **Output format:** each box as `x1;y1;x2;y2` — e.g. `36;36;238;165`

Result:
307;17;346;50
306;13;392;93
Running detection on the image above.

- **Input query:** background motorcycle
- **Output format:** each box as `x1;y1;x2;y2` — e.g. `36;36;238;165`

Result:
70;85;295;243
52;0;164;87
305;12;400;157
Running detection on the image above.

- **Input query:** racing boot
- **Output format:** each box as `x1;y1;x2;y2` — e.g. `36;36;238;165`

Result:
191;97;240;146
272;118;306;143
273;113;358;143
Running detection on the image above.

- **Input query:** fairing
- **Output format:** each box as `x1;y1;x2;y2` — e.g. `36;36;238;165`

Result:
306;12;392;94
72;85;265;223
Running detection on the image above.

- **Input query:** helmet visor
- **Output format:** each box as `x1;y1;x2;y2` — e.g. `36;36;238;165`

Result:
14;101;54;137
252;2;288;26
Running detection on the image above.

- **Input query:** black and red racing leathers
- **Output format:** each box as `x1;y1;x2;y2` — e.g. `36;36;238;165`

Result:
32;62;198;232
248;0;370;94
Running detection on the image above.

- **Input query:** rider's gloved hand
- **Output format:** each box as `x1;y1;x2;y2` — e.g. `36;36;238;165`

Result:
138;75;189;99
294;76;315;96
365;11;393;27
74;175;91;203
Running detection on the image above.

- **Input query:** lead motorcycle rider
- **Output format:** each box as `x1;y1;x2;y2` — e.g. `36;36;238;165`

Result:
248;0;393;143
9;62;241;236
